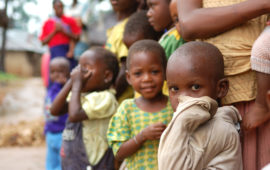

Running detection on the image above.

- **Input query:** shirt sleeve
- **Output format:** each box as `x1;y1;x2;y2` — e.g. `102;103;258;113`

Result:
39;20;51;41
82;90;118;120
68;17;81;35
107;100;131;155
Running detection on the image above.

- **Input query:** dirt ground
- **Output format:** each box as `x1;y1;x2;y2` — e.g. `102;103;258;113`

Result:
0;78;46;170
0;147;46;170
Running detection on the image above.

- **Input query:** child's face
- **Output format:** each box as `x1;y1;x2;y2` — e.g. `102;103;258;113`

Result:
166;57;225;111
126;51;165;99
50;63;69;84
123;32;145;49
147;0;172;32
110;0;138;12
169;0;180;34
79;53;108;92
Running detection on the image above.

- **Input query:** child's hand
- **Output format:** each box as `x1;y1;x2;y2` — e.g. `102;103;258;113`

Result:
141;122;167;140
71;65;92;85
242;103;270;130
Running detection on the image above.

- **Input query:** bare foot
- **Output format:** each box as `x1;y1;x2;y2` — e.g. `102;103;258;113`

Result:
242;102;270;130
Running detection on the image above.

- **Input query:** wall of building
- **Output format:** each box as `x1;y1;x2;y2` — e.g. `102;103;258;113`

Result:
4;51;41;77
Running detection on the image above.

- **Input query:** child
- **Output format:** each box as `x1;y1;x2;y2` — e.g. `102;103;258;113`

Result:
105;0;139;103
44;57;70;170
107;40;173;170
123;10;162;49
158;41;242;169
147;0;185;59
50;47;119;170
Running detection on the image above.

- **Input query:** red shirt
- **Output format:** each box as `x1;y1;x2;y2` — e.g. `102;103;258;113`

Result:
39;15;81;47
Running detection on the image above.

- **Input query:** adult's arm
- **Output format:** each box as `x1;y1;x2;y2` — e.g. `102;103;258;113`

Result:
50;79;72;116
178;0;270;40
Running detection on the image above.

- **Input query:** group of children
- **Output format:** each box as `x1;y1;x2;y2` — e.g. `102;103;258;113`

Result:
41;0;270;170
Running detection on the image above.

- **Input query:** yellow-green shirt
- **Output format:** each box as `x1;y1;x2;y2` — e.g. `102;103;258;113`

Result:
68;89;118;165
107;99;173;170
105;18;129;60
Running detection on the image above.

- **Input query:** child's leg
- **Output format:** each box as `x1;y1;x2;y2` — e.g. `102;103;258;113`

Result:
66;40;76;59
46;132;62;170
243;72;270;130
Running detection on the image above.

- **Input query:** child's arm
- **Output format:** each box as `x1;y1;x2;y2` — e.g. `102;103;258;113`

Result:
68;66;91;122
178;0;270;40
66;40;76;58
243;72;270;129
115;122;166;161
115;57;129;99
50;79;72;116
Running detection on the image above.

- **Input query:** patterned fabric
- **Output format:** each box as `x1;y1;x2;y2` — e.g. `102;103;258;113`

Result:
251;26;270;74
107;99;173;170
201;0;269;105
105;18;129;60
159;27;185;60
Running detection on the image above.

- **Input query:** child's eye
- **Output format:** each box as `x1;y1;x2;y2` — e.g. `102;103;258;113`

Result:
151;70;160;75
173;17;179;25
133;72;141;76
169;86;179;92
191;84;200;91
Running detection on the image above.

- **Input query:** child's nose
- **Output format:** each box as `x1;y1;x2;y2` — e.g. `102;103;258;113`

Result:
142;73;152;81
179;91;190;97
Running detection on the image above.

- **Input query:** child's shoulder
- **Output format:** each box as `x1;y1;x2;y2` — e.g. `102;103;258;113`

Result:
211;105;241;135
118;98;136;110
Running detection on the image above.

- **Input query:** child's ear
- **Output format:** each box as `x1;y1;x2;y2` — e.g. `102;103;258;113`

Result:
104;70;113;84
217;78;229;99
126;70;132;86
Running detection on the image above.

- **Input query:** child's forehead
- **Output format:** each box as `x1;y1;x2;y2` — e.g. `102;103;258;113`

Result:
129;50;164;67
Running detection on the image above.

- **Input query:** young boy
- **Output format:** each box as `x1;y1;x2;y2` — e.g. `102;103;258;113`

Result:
147;0;185;59
44;57;70;170
158;41;242;170
123;10;161;49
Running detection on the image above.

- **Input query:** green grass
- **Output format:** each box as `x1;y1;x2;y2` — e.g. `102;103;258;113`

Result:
0;71;19;81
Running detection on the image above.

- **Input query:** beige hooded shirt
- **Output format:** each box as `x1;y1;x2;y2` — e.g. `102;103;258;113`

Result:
158;96;242;170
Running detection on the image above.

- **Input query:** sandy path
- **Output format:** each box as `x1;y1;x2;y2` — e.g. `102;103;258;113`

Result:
0;146;46;170
0;78;46;170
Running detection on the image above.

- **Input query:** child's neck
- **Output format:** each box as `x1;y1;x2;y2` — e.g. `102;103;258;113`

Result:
116;8;136;21
135;92;168;113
